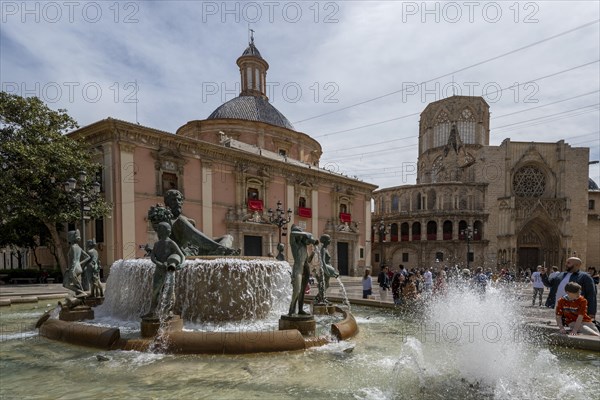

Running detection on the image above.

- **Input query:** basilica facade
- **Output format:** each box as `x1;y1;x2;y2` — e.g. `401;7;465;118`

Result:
372;96;599;273
66;39;376;277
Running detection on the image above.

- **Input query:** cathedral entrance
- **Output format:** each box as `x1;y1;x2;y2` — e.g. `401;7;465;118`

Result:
517;217;560;273
518;247;540;272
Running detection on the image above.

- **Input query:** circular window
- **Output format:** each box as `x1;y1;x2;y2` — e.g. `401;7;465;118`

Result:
513;166;546;197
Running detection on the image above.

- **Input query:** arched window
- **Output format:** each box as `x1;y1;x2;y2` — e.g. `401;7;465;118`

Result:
298;197;306;208
427;221;437;240
412;222;421;241
391;195;399;212
390;223;399;242
246;178;264;211
458;220;468;240
401;223;409;241
443;220;453;240
473;220;483;240
248;188;259;200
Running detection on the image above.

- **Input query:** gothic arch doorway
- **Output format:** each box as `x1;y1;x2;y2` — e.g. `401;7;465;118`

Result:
517;217;560;272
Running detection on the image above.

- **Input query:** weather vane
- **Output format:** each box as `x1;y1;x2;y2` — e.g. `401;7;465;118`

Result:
249;27;255;44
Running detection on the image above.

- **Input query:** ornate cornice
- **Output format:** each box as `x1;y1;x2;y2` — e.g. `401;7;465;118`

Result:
70;118;376;193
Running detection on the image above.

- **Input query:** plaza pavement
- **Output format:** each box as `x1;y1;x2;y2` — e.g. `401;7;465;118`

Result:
1;277;598;350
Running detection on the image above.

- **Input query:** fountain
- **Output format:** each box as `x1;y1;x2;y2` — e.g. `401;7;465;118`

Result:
3;193;597;397
34;194;358;354
2;281;598;399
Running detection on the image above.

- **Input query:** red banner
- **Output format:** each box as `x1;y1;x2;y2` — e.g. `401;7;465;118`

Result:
298;207;312;218
248;200;263;211
339;212;351;223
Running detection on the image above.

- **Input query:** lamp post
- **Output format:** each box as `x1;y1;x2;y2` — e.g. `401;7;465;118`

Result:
268;200;292;261
376;217;389;269
460;225;477;269
64;171;101;247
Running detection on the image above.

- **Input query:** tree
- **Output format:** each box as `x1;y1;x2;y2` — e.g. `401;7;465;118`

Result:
0;92;111;272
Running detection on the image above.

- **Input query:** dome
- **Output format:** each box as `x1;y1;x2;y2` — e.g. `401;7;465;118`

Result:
241;42;263;59
207;95;295;130
589;178;599;190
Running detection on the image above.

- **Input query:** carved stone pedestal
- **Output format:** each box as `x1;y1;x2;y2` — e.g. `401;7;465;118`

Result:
312;304;336;315
59;305;94;321
141;315;184;338
279;314;316;336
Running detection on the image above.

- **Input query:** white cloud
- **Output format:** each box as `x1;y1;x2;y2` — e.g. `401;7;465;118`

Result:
1;0;598;186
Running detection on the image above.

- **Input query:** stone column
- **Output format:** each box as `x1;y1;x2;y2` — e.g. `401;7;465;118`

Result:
101;143;115;267
119;143;136;259
201;162;213;237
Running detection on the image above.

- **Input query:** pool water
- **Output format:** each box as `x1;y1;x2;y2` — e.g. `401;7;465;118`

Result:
1;290;598;399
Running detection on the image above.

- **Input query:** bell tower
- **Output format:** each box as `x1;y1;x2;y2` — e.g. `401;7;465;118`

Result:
237;30;269;99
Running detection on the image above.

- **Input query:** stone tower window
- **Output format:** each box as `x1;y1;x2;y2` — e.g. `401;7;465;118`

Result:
513;166;546;197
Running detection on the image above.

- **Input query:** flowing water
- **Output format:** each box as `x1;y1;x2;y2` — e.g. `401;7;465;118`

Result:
1;282;598;399
335;276;351;310
99;258;291;322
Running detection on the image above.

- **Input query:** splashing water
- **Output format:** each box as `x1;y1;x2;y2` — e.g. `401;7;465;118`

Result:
388;282;598;398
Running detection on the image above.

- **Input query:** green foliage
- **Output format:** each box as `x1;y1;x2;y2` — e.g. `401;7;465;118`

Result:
0;92;111;250
0;214;49;249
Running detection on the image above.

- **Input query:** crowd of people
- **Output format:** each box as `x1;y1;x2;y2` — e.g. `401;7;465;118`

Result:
366;264;489;305
360;257;599;337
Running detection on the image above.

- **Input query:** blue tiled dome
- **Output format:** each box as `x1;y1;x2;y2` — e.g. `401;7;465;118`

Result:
207;95;294;130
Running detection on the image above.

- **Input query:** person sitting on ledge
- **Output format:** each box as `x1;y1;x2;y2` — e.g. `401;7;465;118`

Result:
555;282;600;337
542;257;596;320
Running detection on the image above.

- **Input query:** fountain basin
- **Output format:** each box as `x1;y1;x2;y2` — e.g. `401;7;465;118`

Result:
100;257;291;322
36;307;359;354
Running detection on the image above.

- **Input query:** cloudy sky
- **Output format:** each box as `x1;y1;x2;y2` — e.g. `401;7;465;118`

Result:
2;1;599;188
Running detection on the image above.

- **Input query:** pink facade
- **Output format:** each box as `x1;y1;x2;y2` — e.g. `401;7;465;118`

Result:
67;40;377;277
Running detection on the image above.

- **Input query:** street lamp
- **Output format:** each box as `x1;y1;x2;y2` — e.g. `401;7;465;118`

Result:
460;225;477;269
64;171;101;248
268;200;292;261
376;217;390;269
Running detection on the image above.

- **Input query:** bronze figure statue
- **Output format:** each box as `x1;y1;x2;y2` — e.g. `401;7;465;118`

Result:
143;222;185;319
163;190;239;256
63;230;89;297
288;225;318;316
315;234;339;304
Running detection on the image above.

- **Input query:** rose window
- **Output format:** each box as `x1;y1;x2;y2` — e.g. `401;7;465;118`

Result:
513;166;546;197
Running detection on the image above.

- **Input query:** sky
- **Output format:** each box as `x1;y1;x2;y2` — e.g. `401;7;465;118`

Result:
1;0;599;189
